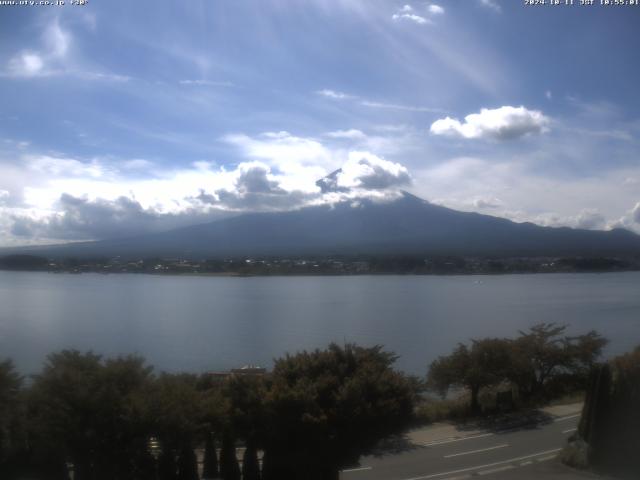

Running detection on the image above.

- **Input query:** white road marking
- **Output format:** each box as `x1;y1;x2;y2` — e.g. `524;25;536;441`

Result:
477;465;515;475
554;414;580;422
519;460;533;466
402;448;563;480
562;428;577;434
536;454;558;462
421;433;494;447
341;466;372;473
443;444;509;458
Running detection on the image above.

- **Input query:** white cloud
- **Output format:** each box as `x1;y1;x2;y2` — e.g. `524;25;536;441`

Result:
7;53;45;77
27;155;109;179
179;79;234;87
574;209;606;230
392;3;444;25
1;131;419;243
360;100;443;113
3;18;127;82
5;19;69;78
326;129;367;140
45;19;71;58
478;0;501;12
336;151;411;190
430;106;550;140
473;197;502;209
315;89;353;100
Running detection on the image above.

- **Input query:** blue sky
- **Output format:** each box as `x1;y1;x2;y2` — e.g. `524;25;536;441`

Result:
1;0;639;245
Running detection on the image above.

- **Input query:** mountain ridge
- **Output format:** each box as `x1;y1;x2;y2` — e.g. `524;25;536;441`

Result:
3;191;640;260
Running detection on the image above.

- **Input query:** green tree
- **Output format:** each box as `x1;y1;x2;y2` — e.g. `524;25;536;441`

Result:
264;343;416;480
219;431;241;480
508;323;607;402
144;373;203;454
241;440;261;480
0;359;25;476
201;434;219;479
176;444;199;480
427;338;511;414
28;351;153;480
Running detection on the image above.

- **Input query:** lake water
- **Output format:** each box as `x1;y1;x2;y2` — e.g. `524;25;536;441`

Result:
1;271;639;376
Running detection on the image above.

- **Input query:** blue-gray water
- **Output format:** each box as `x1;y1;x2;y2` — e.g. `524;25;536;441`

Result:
1;271;639;376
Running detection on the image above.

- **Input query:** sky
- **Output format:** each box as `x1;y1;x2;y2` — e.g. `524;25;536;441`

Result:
1;0;639;246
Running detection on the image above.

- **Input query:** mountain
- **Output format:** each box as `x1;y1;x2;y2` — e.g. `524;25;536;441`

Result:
6;191;640;259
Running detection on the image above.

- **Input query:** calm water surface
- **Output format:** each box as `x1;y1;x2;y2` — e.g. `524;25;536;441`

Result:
1;271;639;375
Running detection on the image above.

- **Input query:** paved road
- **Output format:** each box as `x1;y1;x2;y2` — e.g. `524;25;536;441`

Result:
341;413;588;480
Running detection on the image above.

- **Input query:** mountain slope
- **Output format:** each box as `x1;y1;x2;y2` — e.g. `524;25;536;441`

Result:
10;192;640;259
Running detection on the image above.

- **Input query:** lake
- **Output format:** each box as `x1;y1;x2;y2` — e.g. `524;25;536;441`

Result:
1;271;639;376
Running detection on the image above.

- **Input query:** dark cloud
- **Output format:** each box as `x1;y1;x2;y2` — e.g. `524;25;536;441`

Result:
11;194;228;241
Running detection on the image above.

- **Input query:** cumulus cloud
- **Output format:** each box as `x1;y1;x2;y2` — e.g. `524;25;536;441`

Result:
27;155;108;178
392;4;444;25
336;152;411;190
209;162;314;211
12;194;163;241
473;197;502;209
575;209;606;230
430;106;550;141
7;53;45;77
392;5;429;25
2;133;417;243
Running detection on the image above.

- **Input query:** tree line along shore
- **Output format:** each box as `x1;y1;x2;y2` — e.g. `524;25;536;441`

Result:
0;324;638;479
2;254;640;276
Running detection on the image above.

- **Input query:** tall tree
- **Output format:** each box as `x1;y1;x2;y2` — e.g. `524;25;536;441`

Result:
177;444;199;480
264;343;416;480
241;440;261;480
0;359;24;476
508;323;607;402
219;431;240;480
27;351;154;480
428;338;511;414
201;434;219;479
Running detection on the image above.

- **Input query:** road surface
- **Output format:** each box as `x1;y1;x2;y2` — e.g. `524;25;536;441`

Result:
341;412;593;479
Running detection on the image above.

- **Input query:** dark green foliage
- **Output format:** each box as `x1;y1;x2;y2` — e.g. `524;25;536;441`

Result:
264;343;416;479
0;359;23;472
578;347;640;478
241;441;260;480
177;445;199;480
144;373;204;452
201;434;219;479
428;338;511;414
158;449;178;480
427;324;608;412
219;432;240;480
27;351;154;480
508;324;607;403
1;343;416;480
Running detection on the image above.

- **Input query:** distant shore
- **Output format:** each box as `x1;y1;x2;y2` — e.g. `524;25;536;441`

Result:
2;253;639;277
